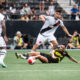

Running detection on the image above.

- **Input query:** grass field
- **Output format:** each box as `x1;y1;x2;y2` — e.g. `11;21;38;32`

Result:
0;50;80;80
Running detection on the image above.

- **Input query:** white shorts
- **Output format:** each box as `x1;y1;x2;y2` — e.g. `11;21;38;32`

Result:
36;33;57;45
0;36;6;47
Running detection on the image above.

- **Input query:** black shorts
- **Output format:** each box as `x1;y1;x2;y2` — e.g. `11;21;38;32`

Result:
40;53;59;63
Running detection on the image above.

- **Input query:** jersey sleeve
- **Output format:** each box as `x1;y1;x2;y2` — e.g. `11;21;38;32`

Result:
0;15;5;21
45;16;51;20
66;51;71;58
59;20;64;27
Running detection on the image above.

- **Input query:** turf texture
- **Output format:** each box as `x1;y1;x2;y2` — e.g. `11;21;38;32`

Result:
0;50;80;80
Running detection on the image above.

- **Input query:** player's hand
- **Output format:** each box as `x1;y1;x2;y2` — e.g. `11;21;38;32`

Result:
77;61;80;63
4;35;8;43
68;34;72;38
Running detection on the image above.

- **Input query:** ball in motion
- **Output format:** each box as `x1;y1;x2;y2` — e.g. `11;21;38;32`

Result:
28;57;36;64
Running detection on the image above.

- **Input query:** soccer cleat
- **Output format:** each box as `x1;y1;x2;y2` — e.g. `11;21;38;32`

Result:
0;61;7;68
23;53;29;59
15;52;19;59
15;52;23;59
15;52;29;59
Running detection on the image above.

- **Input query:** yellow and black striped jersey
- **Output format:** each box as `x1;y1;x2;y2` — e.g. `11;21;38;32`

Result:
72;36;80;46
54;48;70;62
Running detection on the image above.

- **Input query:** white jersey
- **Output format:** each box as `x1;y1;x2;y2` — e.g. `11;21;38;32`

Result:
40;16;64;36
0;13;5;35
0;13;6;47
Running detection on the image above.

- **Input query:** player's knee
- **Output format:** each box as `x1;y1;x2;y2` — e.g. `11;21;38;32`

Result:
34;44;39;48
32;44;39;51
54;42;58;47
1;49;7;54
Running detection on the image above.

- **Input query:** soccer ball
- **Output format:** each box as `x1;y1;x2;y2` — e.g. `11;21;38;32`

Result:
28;57;36;64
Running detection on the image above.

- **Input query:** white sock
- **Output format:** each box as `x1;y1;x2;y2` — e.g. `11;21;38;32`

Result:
22;56;27;59
0;49;7;62
31;50;35;53
20;54;26;59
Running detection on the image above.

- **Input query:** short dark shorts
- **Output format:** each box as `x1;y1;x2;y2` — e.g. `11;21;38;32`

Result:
40;53;59;63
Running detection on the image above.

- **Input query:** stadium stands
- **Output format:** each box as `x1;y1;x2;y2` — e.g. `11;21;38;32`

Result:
74;0;80;5
3;0;67;19
2;0;78;20
1;0;80;49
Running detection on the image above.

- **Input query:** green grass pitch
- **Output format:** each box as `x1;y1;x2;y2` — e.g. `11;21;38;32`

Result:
0;50;80;80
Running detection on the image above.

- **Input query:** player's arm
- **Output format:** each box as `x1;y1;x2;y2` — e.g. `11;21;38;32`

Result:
69;34;75;43
68;56;80;63
1;20;8;43
59;20;72;37
61;25;72;37
66;52;80;63
39;15;46;22
50;50;56;59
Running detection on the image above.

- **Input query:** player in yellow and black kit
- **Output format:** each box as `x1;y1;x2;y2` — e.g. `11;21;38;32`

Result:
68;30;80;49
15;44;80;63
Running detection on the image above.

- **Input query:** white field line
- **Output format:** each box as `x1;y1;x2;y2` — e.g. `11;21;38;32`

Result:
0;70;80;73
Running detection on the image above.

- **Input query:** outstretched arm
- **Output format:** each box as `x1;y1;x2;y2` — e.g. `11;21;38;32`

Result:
68;56;80;63
39;15;46;22
61;25;72;37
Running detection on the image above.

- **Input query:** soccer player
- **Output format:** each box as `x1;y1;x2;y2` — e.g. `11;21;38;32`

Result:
15;44;80;63
0;5;8;68
68;30;80;49
31;9;72;52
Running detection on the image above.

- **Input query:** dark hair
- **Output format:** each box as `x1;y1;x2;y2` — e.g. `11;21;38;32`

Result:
0;5;4;9
62;44;67;47
55;9;62;13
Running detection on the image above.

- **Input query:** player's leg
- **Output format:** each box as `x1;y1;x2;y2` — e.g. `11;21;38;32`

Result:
34;55;48;63
15;52;49;63
31;34;46;52
50;40;58;49
0;37;7;68
68;43;75;49
77;45;80;49
0;48;7;68
15;52;40;59
15;53;27;59
31;44;39;52
48;35;58;49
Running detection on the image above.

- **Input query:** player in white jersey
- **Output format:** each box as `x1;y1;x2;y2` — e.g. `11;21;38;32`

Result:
0;5;8;68
31;9;72;52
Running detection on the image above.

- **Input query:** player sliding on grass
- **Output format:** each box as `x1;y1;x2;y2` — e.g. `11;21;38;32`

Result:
15;44;80;63
31;9;72;52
